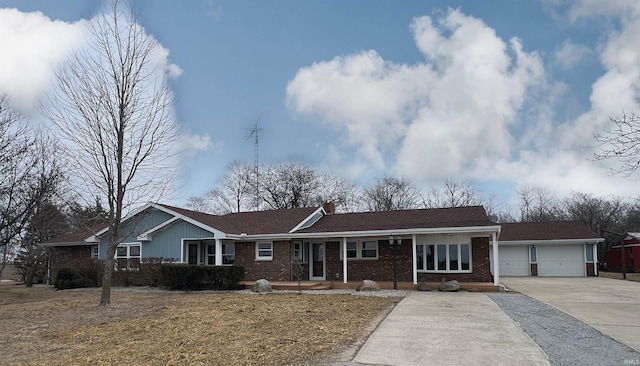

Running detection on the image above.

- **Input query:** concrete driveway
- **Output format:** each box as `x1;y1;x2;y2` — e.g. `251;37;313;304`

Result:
352;292;549;366
501;277;640;353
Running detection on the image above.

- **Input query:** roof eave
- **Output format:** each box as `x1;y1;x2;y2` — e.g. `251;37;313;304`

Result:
498;237;604;245
227;225;501;241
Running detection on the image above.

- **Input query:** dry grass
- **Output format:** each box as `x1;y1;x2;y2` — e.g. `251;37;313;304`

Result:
598;270;640;282
0;284;399;365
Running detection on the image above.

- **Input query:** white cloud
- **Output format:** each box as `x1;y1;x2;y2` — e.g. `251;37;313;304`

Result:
180;132;212;152
288;6;640;201
287;9;544;183
554;40;592;68
0;8;88;112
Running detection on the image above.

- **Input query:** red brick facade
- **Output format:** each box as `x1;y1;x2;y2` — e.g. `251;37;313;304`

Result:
586;262;596;277
236;237;494;283
530;263;538;276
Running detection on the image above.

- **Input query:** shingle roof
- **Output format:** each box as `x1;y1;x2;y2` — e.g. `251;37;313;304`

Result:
298;206;495;233
157;203;318;235
40;224;107;245
499;221;601;241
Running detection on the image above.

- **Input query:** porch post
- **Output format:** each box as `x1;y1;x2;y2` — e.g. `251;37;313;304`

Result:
412;234;417;284
593;243;599;276
215;239;223;265
492;231;499;286
342;237;348;283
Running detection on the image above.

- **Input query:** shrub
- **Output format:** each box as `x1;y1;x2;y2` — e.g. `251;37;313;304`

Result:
112;257;175;287
160;264;244;291
54;260;102;290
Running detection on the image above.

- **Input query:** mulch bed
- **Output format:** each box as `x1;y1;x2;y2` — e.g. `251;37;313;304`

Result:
0;285;399;365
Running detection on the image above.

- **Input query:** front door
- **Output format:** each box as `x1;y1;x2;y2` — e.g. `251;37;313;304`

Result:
188;243;199;264
310;242;326;280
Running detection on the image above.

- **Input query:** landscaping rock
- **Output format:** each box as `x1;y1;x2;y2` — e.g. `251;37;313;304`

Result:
356;280;380;292
251;279;273;293
418;282;432;291
438;280;460;292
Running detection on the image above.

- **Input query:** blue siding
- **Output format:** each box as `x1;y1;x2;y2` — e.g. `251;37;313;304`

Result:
98;211;217;260
144;221;215;260
98;207;176;259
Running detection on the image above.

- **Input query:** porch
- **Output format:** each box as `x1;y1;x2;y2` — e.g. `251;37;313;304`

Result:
240;280;500;292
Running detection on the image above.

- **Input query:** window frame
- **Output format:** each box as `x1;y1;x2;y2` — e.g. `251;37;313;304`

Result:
91;246;99;259
292;240;308;263
340;240;378;260
255;242;273;261
114;243;142;270
416;242;471;273
585;243;594;263
530;245;538;264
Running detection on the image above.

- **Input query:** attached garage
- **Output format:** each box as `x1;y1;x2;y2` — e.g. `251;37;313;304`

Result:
496;221;603;278
499;246;530;276
537;245;585;276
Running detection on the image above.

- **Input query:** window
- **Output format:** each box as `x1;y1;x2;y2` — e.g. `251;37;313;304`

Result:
530;246;537;263
207;244;216;265
340;240;378;260
206;242;236;265
222;243;235;264
256;242;273;261
361;241;378;258
417;243;470;272
91;246;99;259
115;244;141;270
585;244;594;262
292;241;308;263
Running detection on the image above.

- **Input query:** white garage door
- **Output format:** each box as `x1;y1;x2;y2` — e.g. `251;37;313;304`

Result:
499;246;529;276
537;245;584;276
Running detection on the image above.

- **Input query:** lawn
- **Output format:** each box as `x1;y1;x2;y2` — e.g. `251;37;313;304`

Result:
0;284;400;365
598;270;640;282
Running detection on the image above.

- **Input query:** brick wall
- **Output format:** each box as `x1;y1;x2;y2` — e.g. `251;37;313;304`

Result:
235;241;295;281
586;262;595;276
238;237;495;283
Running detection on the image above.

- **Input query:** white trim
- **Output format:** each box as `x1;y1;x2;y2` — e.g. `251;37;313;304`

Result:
342;237;348;283
215;239;223;266
289;206;325;233
492;231;499;286
255;242;273;261
412;234;417;285
137;216;180;241
499;238;603;246
95;203;226;239
416;242;472;273
309;242;326;281
230;225;501;242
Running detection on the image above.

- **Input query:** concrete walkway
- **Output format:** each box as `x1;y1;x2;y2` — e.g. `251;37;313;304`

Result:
352;292;549;366
501;277;640;353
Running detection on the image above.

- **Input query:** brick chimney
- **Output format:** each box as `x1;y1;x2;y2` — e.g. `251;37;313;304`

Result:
322;202;336;214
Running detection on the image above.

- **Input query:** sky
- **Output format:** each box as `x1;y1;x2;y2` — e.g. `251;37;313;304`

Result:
1;0;640;211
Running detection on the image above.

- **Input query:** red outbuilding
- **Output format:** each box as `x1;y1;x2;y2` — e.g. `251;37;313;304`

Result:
606;233;640;273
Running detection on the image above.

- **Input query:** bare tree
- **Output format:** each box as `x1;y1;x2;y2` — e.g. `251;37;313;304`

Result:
259;160;320;210
423;177;483;208
518;185;565;222
361;176;422;211
43;0;182;306
207;160;254;214
0;96;62;279
594;112;640;178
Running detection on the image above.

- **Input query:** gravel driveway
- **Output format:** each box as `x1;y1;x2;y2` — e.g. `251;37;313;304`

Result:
488;293;640;366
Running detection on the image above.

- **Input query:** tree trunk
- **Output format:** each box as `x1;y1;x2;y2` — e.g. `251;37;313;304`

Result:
99;244;117;306
26;262;37;287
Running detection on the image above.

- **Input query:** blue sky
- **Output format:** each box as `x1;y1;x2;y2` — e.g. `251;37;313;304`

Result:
1;0;640;210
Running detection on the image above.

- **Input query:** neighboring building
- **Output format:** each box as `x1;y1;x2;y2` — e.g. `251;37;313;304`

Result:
496;221;603;277
606;233;640;273
40;203;604;286
40;224;106;281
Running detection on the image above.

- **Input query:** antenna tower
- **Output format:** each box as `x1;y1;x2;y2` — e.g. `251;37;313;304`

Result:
247;115;262;211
